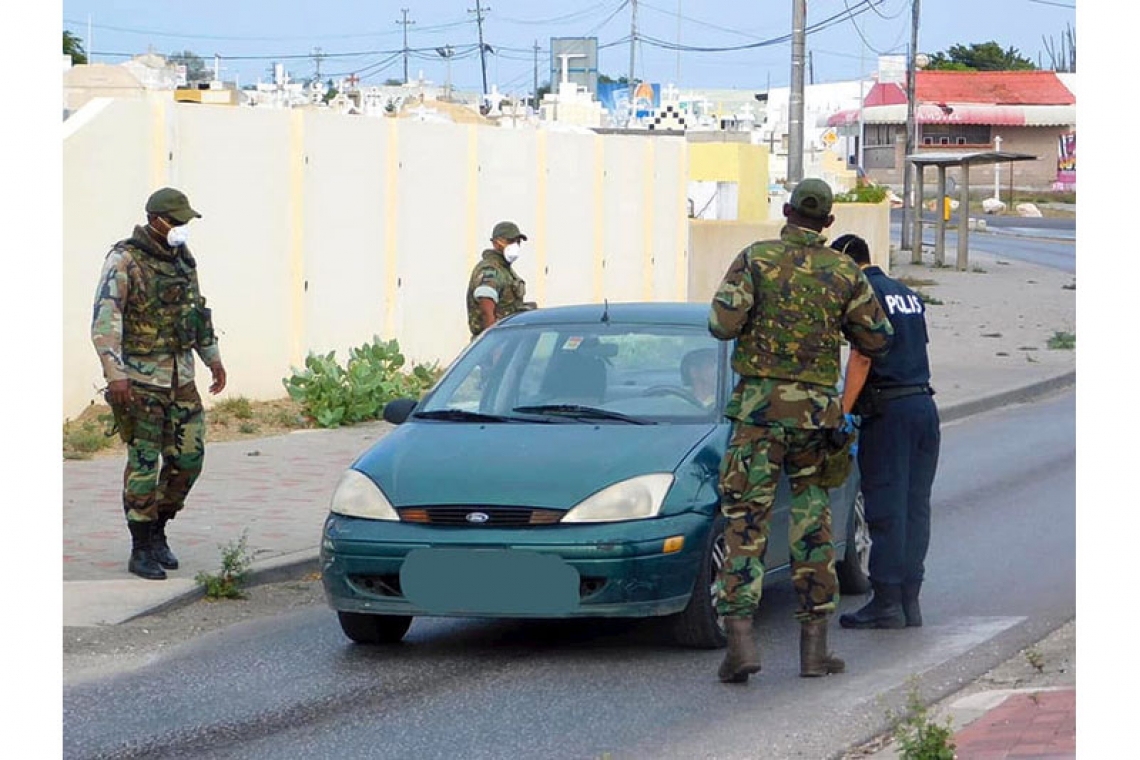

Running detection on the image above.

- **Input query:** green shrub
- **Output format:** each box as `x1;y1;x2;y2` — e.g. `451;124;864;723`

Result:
214;396;254;419
63;417;114;459
835;184;889;204
282;337;441;428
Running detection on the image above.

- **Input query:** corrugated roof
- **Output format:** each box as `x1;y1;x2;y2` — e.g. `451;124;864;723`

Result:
917;70;1074;106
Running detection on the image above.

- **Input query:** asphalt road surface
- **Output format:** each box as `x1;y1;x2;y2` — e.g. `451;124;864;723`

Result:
63;390;1075;760
890;216;1076;273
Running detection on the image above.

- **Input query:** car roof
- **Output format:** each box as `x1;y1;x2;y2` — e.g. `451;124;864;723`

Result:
498;302;710;329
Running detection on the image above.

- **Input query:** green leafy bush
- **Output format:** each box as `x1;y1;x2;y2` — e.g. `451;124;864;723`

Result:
282;337;441;428
890;682;957;760
835;184;889;204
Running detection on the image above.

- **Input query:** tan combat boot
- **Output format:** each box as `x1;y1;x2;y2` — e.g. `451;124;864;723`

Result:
718;616;762;683
800;617;846;677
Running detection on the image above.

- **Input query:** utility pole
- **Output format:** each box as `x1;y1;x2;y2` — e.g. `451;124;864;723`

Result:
628;0;639;89
469;1;490;98
533;39;540;109
788;0;806;184
901;0;921;251
397;9;415;84
311;47;325;83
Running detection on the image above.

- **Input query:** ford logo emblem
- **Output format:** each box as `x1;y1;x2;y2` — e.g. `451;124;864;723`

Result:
466;512;490;524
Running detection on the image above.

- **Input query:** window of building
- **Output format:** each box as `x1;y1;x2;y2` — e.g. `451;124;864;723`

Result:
864;124;900;148
920;124;991;147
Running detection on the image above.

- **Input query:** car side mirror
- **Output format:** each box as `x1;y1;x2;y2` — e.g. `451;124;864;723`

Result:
383;398;418;425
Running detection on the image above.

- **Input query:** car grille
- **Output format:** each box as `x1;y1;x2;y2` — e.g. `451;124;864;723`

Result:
398;506;564;527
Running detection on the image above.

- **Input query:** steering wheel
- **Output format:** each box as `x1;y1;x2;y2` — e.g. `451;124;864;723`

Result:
640;385;706;408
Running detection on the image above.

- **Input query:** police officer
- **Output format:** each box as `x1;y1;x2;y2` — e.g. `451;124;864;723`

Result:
708;179;894;684
91;187;226;580
466;221;535;339
834;233;940;629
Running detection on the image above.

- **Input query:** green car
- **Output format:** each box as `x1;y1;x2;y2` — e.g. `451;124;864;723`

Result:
320;303;869;649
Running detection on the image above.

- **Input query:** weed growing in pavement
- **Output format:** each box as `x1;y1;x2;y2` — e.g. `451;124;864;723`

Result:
1047;331;1076;350
1025;647;1046;673
888;680;957;760
195;531;253;600
898;276;938;288
914;289;943;306
238;422;259;435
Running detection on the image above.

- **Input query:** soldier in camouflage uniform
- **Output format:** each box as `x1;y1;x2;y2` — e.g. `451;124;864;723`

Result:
466;221;535;339
707;178;894;683
91;187;227;581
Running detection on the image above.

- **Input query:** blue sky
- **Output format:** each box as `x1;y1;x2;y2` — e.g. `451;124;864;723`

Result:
61;0;1076;93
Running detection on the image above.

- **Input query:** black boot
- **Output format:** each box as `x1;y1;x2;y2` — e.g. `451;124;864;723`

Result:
800;618;845;677
718;617;762;683
901;582;923;627
839;582;906;629
151;517;180;570
127;521;166;580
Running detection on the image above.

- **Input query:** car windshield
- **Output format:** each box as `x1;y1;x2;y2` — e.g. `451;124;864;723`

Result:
416;322;725;424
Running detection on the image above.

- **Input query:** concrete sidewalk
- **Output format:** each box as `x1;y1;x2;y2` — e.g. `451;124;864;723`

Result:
61;246;1077;754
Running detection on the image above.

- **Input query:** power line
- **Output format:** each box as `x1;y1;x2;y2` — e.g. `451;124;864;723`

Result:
63;16;474;42
397;9;415;84
1025;0;1075;8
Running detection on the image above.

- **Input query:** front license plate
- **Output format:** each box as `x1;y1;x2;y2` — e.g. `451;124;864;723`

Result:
400;548;580;615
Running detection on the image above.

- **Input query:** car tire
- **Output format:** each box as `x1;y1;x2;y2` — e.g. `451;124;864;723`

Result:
669;514;728;650
337;612;413;644
837;490;871;595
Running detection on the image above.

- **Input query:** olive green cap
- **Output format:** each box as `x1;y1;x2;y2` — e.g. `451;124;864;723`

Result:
788;178;834;219
145;187;202;223
491;221;527;242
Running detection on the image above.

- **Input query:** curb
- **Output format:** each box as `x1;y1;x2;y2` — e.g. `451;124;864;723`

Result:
938;371;1075;424
118;550;321;624
108;372;1076;624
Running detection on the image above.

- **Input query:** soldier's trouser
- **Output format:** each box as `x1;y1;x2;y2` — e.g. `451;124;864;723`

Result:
857;394;940;586
715;422;838;622
122;381;205;523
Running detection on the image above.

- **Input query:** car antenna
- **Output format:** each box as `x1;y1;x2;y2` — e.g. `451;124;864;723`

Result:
601;299;610;324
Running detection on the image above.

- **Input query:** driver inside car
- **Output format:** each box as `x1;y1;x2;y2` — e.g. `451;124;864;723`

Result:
681;348;718;408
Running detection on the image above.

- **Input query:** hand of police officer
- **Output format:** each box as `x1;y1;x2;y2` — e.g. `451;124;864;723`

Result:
842;413;857;435
107;379;133;406
208;363;227;395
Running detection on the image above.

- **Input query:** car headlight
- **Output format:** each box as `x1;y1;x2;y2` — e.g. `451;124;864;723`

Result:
329;469;400;521
561;473;675;523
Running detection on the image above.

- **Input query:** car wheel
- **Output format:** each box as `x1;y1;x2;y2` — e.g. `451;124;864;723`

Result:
837;490;871;595
337;612;413;644
669;514;728;649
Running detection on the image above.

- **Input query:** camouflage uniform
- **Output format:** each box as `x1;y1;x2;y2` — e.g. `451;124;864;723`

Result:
709;224;893;622
91;225;220;524
466;249;529;338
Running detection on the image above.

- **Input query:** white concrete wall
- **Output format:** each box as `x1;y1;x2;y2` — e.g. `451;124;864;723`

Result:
62;102;690;418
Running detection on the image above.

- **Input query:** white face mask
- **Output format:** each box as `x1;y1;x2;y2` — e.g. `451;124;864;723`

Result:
166;224;190;248
503;242;522;264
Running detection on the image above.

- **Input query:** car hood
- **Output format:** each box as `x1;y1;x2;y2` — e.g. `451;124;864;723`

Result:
353;422;718;509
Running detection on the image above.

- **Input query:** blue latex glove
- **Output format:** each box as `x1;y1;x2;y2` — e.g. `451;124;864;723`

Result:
842;413;857;434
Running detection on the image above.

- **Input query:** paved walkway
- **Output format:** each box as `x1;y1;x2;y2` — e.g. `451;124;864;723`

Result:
61;245;1077;757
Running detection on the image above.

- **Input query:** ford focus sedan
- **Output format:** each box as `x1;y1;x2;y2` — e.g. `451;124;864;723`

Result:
320;303;869;649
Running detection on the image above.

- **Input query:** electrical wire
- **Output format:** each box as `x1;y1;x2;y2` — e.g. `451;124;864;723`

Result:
843;0;907;56
63;16;475;42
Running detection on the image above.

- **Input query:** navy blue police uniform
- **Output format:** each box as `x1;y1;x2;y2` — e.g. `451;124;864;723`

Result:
853;266;940;616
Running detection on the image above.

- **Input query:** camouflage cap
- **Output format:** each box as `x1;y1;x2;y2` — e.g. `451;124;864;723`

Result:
145;187;202;223
491;221;528;241
788;178;834;219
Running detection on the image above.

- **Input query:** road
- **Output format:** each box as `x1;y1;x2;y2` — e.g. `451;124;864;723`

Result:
890;213;1076;273
62;391;1075;760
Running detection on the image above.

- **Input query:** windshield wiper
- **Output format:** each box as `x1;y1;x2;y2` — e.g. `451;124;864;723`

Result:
512;404;654;425
412;409;518;423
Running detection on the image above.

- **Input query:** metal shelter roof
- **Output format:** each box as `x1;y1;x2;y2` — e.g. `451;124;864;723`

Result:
906;150;1038;167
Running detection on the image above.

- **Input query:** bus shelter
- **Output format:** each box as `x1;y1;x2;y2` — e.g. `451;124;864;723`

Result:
906;150;1037;270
